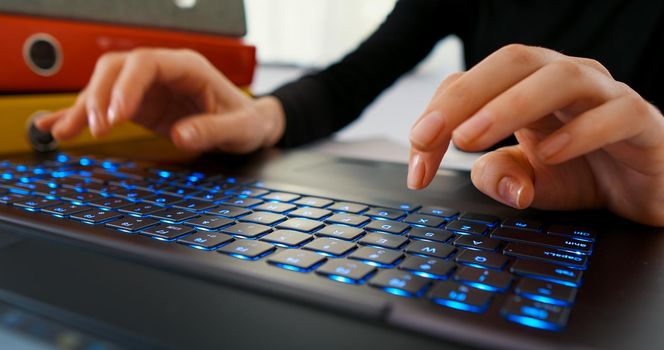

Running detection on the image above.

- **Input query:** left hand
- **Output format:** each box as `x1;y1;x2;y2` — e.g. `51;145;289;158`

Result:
407;44;664;226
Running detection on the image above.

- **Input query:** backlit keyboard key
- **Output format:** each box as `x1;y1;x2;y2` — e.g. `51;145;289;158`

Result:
142;223;195;240
150;208;199;223
253;202;297;214
455;249;508;270
327;202;369;214
0;193;25;204
510;260;583;287
429;281;493;313
260;229;313;247
235;187;269;197
221;222;272;238
14;197;62;210
220;197;263;208
492;228;593;254
399;255;455;280
293;196;333;208
445;220;489;235
204;205;250;218
364;207;404;220
407;227;454;243
369;270;430;297
453;235;501;252
71;209;122;224
514;278;577;306
501;295;570;331
105;217;158;232
142;194;184;206
60;192;105;204
403;214;445;228
239;212;287;225
459;212;500;225
287;207;332;220
417;206;459;219
193;192;229;203
547;225;596;242
268;249;326;272
359;232;408;250
119;203;163;217
276;218;324;232
501;218;543;232
89;197;132;210
316;259;376;284
315;225;365;241
179;231;233;249
41;204;88;217
349;246;403;267
173;199;218;212
405;240;455;260
302;238;356;257
218;240;275;260
364;220;409;235
503;243;588;270
185;215;234;231
114;189;152;201
454;266;512;292
261;192;301;202
324;213;370;226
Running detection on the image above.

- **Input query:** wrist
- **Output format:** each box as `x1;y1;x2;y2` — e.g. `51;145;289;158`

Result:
254;96;286;148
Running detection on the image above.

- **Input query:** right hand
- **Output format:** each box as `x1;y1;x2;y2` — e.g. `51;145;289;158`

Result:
35;48;285;153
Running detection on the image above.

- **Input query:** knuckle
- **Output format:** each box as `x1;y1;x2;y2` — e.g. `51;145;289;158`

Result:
94;52;121;71
128;47;155;62
624;93;650;116
498;43;536;65
551;59;584;78
578;57;611;77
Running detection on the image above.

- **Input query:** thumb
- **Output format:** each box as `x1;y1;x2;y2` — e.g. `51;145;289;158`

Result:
470;145;535;209
171;109;262;153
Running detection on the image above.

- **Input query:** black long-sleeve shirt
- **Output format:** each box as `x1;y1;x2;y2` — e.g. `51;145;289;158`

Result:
271;0;664;147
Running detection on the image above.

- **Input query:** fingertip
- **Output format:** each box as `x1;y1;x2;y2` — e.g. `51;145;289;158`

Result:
497;176;533;209
407;152;425;189
170;121;199;150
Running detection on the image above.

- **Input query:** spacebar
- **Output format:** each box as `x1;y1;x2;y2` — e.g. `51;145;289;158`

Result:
503;243;588;270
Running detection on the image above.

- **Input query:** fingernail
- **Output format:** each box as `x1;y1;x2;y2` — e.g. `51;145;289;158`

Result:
498;176;523;208
538;132;570;159
407;153;425;189
410;111;445;148
177;125;197;145
87;108;98;135
453;111;492;145
107;104;117;125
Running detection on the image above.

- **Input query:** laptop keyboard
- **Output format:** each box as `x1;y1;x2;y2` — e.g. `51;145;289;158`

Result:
0;153;596;332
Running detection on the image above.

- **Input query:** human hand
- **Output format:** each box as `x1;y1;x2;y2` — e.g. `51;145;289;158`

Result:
408;44;664;226
35;48;285;153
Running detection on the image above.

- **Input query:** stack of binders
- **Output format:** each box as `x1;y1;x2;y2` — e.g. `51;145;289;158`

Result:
0;0;256;154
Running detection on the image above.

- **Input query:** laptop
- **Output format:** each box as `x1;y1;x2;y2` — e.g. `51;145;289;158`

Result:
0;137;661;350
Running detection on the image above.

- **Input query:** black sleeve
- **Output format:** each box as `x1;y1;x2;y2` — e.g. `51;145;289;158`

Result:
270;0;468;147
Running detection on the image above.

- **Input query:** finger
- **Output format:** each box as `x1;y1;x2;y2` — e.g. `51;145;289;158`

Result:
34;108;67;132
410;72;463;151
470;146;535;209
107;49;242;126
414;45;556;153
83;53;126;137
536;93;664;164
170;110;262;154
453;59;620;151
51;92;90;140
408;72;463;189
